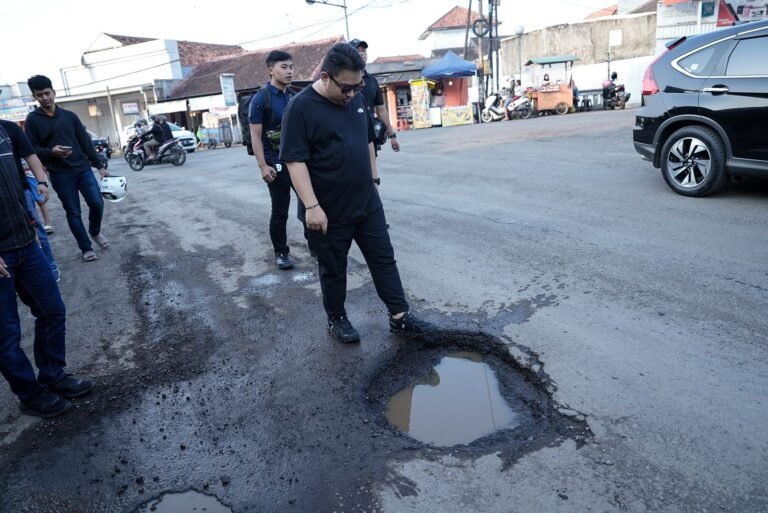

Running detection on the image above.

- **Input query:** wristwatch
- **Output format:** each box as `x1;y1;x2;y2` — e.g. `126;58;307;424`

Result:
38;181;49;187
373;178;381;185
389;133;397;138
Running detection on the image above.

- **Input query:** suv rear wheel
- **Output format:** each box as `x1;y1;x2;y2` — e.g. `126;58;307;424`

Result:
660;126;728;197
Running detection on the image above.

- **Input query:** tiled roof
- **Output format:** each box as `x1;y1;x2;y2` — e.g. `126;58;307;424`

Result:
168;36;344;99
99;33;244;67
427;6;482;31
373;54;428;64
629;0;657;14
585;5;618;19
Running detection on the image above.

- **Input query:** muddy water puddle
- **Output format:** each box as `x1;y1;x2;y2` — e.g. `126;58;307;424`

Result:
136;490;231;513
384;352;521;446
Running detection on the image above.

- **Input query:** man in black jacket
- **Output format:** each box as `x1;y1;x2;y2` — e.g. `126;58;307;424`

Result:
24;75;109;262
0;120;93;418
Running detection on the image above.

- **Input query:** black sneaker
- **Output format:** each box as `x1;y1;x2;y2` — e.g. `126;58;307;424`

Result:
275;252;294;270
389;312;437;335
46;374;94;399
19;391;73;418
327;315;361;343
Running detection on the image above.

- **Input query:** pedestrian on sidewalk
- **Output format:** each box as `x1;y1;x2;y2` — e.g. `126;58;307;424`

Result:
0;121;93;418
24;75;109;263
281;43;436;343
249;50;298;270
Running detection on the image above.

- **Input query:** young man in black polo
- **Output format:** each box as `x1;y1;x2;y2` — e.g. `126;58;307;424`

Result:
280;43;435;343
24;75;109;263
349;38;400;153
249;50;297;270
0;119;93;418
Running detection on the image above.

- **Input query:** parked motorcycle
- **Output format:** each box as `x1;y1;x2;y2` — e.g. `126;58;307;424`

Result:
480;91;508;123
602;73;631;110
506;95;534;120
95;142;110;170
126;137;186;171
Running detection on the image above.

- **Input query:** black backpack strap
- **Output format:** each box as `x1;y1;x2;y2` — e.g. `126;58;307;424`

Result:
262;87;272;127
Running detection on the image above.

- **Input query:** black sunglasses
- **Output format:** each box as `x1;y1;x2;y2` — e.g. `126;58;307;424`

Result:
326;73;365;94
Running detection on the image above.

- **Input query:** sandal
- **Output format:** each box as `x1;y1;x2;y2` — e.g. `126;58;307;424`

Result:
91;234;109;249
44;225;54;234
82;251;98;262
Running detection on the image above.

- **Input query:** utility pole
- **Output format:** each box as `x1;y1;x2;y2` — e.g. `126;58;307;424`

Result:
477;0;485;103
463;0;473;59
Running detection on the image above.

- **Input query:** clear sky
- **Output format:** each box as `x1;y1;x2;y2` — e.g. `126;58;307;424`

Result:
0;0;603;89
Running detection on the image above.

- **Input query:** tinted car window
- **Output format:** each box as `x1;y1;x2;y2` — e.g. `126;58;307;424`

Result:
678;45;720;75
726;36;768;76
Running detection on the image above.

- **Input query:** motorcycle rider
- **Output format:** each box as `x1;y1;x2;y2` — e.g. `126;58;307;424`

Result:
143;116;165;160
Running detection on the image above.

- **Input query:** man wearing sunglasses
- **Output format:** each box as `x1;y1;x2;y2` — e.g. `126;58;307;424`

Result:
280;43;435;343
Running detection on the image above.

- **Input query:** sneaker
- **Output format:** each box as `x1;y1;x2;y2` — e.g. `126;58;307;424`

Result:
46;374;93;399
53;269;61;283
327;315;361;343
19;390;73;418
389;311;437;335
275;252;294;270
44;225;54;234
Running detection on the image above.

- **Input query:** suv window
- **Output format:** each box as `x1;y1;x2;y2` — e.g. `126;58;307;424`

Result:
726;36;768;76
677;45;720;75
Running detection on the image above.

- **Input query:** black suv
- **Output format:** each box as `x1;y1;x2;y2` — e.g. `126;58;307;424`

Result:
633;20;768;196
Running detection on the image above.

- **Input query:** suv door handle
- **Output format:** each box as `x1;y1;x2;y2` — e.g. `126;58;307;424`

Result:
702;86;730;94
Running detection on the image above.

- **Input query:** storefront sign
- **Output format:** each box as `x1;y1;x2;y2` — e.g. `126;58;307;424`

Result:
441;105;474;127
409;79;432;129
122;101;140;115
220;74;237;107
147;99;187;115
189;95;225;112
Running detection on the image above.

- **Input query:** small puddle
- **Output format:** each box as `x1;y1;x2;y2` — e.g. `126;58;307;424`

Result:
136;491;232;513
384;352;520;446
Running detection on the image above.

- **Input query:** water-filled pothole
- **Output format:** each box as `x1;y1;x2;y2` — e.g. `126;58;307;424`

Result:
384;352;522;446
136;490;232;513
368;333;592;457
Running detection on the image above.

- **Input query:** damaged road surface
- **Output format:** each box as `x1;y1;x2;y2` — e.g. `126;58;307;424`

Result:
1;110;767;513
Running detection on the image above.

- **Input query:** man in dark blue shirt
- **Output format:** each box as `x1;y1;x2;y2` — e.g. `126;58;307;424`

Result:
24;75;109;263
0;121;93;418
249;50;297;270
281;43;436;343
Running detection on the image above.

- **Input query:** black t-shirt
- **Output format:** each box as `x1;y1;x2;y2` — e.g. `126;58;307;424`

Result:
280;85;381;225
360;72;384;114
0;120;34;189
0;121;36;252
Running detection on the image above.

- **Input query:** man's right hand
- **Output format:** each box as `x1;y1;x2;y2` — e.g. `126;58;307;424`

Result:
0;256;9;278
260;164;277;184
51;145;72;158
306;206;328;235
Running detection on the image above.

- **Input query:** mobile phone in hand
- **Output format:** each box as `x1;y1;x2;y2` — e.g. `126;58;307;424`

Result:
60;146;73;151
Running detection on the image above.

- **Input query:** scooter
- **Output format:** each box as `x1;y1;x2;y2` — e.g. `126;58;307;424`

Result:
506;95;534;120
480;91;508;123
126;137;186;171
602;80;631;110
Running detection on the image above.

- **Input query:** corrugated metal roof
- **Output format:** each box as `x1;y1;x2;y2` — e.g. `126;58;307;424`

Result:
374;71;423;84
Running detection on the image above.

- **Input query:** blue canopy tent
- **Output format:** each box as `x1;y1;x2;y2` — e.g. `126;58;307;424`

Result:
422;51;476;78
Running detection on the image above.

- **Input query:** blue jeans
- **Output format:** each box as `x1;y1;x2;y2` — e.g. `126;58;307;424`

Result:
49;169;104;253
25;190;59;277
0;242;67;400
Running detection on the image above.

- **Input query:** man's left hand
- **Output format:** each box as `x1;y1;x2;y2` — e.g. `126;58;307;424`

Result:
389;132;400;152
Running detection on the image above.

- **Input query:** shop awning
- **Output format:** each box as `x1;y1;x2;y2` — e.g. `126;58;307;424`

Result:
525;55;579;66
375;71;423;84
422;51;476;79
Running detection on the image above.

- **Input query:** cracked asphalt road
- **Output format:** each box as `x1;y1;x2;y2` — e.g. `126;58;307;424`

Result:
1;109;767;513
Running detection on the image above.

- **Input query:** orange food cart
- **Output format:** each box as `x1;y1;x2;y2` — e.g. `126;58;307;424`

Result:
524;55;578;115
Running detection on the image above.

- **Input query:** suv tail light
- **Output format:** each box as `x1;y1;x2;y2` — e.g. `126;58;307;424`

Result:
642;65;659;96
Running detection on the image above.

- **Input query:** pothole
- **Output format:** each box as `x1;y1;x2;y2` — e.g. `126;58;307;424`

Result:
135;490;232;513
369;333;591;456
384;351;522;446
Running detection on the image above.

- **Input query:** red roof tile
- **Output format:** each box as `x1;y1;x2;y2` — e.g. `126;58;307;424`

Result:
585;5;618;19
169;36;344;99
373;54;427;63
100;33;244;67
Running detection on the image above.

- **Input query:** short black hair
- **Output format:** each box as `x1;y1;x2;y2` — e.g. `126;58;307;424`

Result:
321;43;365;78
266;50;292;68
27;75;53;93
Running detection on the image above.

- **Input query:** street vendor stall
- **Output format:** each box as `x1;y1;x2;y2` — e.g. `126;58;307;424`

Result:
524;55;578;115
418;51;477;128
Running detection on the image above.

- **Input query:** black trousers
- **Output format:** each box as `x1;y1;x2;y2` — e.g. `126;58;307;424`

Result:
308;207;409;318
267;165;294;255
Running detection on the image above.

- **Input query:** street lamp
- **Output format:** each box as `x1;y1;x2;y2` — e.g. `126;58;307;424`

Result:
513;25;524;86
306;0;350;41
